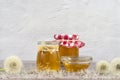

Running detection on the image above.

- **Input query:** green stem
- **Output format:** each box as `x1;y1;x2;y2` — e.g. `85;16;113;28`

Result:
0;68;5;72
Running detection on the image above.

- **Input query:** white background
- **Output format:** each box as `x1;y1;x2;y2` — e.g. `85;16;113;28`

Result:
0;0;120;62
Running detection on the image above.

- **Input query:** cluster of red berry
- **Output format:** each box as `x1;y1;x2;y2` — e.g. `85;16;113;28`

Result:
54;34;85;48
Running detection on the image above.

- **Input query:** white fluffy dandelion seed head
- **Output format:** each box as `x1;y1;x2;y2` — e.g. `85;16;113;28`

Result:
96;60;110;74
4;55;23;74
111;57;120;74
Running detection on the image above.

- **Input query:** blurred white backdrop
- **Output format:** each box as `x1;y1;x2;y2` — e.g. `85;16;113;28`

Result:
0;0;120;62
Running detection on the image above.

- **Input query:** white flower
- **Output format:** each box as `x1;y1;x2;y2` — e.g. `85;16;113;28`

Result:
4;56;23;74
111;58;120;74
96;60;110;74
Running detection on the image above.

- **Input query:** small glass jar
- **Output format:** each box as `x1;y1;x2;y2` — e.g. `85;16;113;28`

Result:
36;41;60;72
61;56;92;72
54;34;85;58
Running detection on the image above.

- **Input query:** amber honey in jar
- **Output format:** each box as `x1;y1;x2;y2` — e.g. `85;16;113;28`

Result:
59;44;79;57
36;41;60;72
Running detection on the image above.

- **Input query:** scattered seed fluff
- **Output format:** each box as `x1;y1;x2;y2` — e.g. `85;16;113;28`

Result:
0;69;120;80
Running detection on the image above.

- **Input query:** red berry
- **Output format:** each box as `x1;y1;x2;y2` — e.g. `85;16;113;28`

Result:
64;35;69;40
63;41;67;45
74;41;78;44
58;35;62;40
72;34;79;40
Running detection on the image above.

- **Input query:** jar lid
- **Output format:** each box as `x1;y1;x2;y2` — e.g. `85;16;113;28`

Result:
54;34;85;48
54;34;79;40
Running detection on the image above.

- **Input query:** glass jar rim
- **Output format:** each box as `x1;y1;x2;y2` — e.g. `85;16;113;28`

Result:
37;41;59;45
61;56;92;62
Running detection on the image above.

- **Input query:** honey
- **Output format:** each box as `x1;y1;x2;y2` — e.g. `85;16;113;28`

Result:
59;45;79;57
36;41;60;72
61;56;92;72
63;62;90;72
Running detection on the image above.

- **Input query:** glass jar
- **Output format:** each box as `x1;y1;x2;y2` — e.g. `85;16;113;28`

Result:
36;41;60;72
61;56;92;72
54;34;85;58
59;43;79;57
